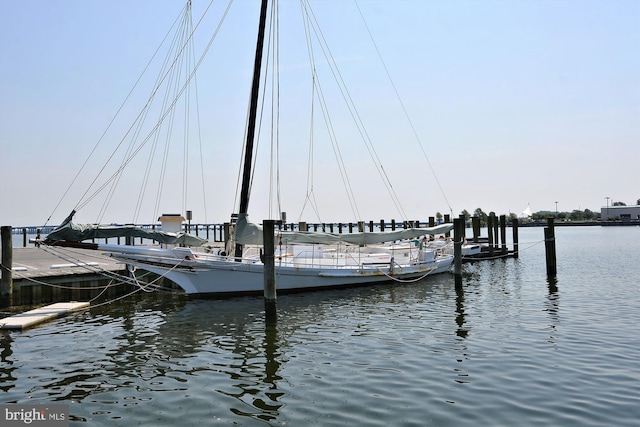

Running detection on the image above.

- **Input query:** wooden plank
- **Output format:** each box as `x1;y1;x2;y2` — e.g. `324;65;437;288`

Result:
0;302;89;330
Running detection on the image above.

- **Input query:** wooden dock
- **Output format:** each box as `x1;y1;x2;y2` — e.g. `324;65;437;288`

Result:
9;247;122;278
2;247;133;306
0;301;90;330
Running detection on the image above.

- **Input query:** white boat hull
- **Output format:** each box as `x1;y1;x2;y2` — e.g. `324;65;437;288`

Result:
102;245;453;295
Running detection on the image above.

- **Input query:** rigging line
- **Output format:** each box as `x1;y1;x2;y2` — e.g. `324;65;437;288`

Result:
195;91;208;223
297;4;322;223
75;0;222;213
75;0;232;213
88;278;117;303
181;2;201;217
245;3;274;218
299;1;360;220
298;77;319;223
354;0;453;216
133;7;197;223
135;19;191;223
317;30;406;219
233;1;271;219
377;267;437;283
189;18;208;224
153;34;186;220
131;31;183;223
82;284;153;311
106;3;194;224
38;245;130;284
182;13;193;217
302;1;406;219
154;11;195;221
92;4;211;217
314;76;361;220
9;270;113;290
44;2;191;228
302;18;361;220
268;1;283;220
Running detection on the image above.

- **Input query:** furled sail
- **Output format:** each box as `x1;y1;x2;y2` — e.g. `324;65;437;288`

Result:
45;211;207;246
235;213;454;246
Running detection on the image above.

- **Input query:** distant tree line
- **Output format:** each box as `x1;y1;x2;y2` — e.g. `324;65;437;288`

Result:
436;198;639;226
449;207;599;226
612;199;640;206
530;209;598;221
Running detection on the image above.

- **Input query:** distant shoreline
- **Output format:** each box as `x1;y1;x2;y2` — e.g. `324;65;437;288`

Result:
519;220;640;227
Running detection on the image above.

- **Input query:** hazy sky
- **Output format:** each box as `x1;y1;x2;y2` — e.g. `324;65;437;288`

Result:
1;0;638;227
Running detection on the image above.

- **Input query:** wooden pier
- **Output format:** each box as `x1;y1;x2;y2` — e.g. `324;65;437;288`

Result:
1;246;133;307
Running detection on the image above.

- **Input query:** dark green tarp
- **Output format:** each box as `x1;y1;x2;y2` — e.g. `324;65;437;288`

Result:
45;211;207;246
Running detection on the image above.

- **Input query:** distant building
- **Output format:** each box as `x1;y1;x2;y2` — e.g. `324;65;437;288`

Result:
601;205;640;221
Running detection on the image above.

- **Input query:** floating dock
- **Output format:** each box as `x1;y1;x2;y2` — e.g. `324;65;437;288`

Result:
0;301;90;330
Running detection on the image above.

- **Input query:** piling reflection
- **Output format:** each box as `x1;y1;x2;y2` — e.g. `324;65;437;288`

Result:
545;277;560;346
455;285;468;339
547;276;558;295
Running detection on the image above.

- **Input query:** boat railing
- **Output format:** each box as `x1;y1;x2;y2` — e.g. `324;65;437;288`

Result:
229;243;446;270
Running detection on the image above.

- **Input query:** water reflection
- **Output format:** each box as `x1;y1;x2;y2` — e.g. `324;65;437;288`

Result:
260;321;283;421
547;276;559;295
545;277;560;347
455;285;468;339
1;278;483;424
0;332;15;393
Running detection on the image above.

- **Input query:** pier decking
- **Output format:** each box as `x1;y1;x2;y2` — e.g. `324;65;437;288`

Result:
10;247;123;278
2;246;133;307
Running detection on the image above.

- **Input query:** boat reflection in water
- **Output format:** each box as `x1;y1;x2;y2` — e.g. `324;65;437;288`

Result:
1;275;462;425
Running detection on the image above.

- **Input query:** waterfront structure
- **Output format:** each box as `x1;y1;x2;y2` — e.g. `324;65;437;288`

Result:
601;205;640;221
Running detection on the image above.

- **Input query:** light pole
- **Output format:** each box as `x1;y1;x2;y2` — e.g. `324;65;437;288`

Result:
555;201;558;216
605;197;610;220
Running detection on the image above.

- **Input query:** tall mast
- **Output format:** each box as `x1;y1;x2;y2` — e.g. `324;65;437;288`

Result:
235;0;269;259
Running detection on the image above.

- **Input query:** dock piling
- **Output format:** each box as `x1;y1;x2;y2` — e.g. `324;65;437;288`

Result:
263;219;277;323
1;226;13;298
544;218;557;278
453;218;463;289
487;214;495;256
492;214;499;251
500;215;507;255
512;218;519;258
472;216;480;243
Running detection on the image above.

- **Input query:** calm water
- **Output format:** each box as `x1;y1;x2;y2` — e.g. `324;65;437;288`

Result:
1;226;639;426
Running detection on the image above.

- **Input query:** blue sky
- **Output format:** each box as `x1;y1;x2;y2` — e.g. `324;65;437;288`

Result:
1;0;638;227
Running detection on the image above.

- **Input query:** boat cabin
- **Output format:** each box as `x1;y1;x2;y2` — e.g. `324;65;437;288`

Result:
158;214;185;233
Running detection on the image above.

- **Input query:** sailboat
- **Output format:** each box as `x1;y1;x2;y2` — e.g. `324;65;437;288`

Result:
43;0;454;295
